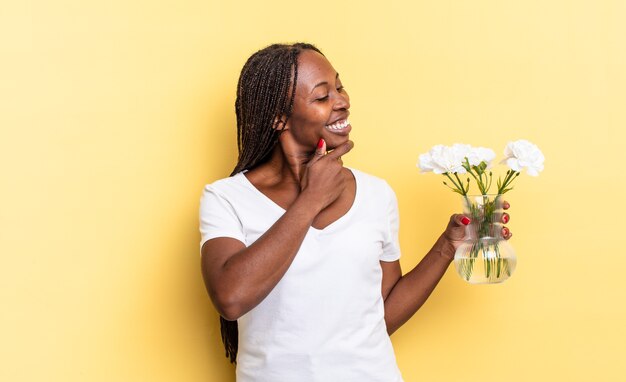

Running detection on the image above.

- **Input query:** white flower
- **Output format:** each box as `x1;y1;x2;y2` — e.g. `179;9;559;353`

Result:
467;146;496;168
451;143;473;163
501;139;545;176
418;144;467;174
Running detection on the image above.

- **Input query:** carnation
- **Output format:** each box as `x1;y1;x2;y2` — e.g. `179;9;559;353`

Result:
467;147;496;168
501;139;545;176
418;144;468;175
418;140;544;195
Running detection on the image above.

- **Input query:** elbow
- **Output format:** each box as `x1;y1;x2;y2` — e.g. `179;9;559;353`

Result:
201;255;246;321
386;323;398;336
384;317;398;336
217;304;244;322
383;308;401;336
211;288;246;321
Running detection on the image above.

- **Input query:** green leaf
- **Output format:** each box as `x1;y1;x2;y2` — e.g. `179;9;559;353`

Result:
472;165;484;175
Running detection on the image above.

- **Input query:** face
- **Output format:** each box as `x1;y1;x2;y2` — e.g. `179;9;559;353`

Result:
282;50;351;152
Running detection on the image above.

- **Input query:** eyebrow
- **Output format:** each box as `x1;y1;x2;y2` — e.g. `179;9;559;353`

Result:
310;73;340;94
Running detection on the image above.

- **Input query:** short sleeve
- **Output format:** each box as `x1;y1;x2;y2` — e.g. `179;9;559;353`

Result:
380;182;401;262
199;185;246;251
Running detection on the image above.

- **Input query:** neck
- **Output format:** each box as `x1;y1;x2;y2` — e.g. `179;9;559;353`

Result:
262;143;313;187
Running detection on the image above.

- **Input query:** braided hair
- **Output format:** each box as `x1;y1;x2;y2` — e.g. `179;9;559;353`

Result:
230;42;323;176
221;42;323;364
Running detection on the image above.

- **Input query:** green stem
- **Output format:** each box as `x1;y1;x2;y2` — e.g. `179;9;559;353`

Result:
467;169;484;194
454;173;468;194
498;170;517;194
444;173;464;194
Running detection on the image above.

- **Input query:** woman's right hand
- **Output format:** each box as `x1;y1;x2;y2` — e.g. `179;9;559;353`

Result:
300;138;354;212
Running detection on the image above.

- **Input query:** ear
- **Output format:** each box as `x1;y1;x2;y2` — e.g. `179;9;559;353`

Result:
272;115;289;131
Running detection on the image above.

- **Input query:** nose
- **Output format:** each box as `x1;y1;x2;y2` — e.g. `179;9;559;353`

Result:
333;91;350;111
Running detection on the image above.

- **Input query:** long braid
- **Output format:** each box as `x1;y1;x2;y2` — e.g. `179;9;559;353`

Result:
220;43;323;364
231;43;322;176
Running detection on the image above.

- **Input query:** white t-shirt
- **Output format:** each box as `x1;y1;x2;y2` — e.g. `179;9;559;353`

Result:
199;168;404;382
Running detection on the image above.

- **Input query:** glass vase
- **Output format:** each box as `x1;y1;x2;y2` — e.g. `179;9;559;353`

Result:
453;194;517;284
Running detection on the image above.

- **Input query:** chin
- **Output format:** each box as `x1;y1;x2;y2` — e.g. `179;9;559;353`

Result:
322;122;352;149
325;135;350;150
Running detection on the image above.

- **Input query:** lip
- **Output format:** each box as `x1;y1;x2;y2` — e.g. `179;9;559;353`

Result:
327;112;350;126
329;123;351;136
324;119;352;136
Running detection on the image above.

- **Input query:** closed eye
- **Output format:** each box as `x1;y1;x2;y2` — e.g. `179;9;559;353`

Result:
316;95;329;101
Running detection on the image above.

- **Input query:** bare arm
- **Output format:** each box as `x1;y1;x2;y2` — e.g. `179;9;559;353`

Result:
201;140;353;320
381;207;512;334
201;194;321;320
381;233;455;335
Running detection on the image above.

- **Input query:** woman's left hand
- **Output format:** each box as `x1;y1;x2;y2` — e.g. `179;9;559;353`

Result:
443;200;513;252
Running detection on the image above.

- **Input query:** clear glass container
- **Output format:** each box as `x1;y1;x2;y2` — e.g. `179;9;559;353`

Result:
453;194;517;284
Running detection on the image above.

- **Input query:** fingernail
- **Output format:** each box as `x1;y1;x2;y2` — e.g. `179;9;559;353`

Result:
317;139;324;149
502;227;510;236
502;213;509;223
461;217;471;225
503;201;510;209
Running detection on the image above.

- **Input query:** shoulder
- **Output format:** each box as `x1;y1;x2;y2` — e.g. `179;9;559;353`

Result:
349;168;396;197
200;173;255;211
202;172;247;196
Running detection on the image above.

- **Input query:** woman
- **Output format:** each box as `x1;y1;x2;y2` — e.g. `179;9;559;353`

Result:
199;43;511;381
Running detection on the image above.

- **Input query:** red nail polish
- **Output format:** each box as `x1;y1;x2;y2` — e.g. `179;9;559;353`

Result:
502;227;510;236
503;201;510;210
503;214;509;223
461;217;470;225
317;139;324;149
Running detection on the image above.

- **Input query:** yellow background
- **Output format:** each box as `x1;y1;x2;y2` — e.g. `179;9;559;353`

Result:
2;0;625;381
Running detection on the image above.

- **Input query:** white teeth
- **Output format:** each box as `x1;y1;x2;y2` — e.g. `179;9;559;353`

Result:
326;119;349;130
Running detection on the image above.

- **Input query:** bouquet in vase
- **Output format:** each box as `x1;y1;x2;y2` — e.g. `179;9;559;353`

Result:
418;139;545;283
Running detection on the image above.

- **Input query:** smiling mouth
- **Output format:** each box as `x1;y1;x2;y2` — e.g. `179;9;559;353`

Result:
324;118;351;133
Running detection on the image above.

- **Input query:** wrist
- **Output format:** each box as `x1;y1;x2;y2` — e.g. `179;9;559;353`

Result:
433;234;456;262
297;189;325;215
292;192;324;220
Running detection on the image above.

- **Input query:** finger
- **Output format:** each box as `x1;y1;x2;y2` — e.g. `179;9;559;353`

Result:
502;200;510;210
444;214;470;241
325;140;354;160
307;139;327;167
317;138;326;155
450;213;471;227
501;226;512;240
501;212;510;224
